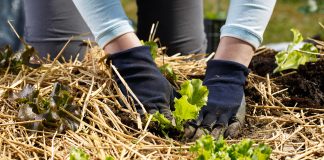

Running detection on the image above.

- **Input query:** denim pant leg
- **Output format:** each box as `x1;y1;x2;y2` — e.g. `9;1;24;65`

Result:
0;0;24;51
23;0;94;61
136;0;207;56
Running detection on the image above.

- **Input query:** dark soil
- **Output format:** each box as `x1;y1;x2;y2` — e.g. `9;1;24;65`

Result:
249;50;277;77
279;60;324;108
248;50;324;108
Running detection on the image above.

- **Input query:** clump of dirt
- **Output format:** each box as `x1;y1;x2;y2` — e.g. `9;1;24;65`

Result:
248;49;324;109
249;49;277;77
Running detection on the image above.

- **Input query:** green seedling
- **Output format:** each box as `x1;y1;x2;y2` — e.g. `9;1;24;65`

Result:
9;82;81;133
141;40;159;60
274;28;319;73
69;148;90;160
0;44;41;73
105;156;115;160
190;135;272;160
159;63;178;83
152;79;208;131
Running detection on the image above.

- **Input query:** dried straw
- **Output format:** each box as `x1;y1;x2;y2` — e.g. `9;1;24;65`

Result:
0;39;323;159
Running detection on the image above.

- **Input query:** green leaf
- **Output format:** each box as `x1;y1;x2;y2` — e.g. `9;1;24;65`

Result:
12;44;42;69
291;28;303;46
159;64;178;82
179;79;208;109
105;156;114;160
173;96;199;130
287;28;302;53
0;45;23;74
0;44;42;73
190;136;272;160
228;139;253;159
8;84;35;100
0;45;14;67
19;44;42;69
151;112;173;130
274;29;319;73
190;135;217;160
252;144;272;160
300;43;319;58
148;79;208;133
190;136;231;160
13;83;81;133
18;104;44;130
142;40;158;60
214;136;228;152
69;148;90;160
274;50;301;72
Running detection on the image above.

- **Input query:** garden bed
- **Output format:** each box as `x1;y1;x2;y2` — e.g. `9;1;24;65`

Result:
0;40;323;159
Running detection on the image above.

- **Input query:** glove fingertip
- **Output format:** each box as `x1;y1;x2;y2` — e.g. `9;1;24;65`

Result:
147;108;158;115
211;126;226;140
224;121;242;138
184;124;196;140
192;128;209;141
159;108;173;121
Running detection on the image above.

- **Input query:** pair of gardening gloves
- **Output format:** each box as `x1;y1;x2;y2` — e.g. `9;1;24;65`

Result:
107;46;249;141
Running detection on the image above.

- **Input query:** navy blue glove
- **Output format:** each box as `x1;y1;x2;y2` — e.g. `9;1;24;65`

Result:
107;46;176;120
184;60;249;141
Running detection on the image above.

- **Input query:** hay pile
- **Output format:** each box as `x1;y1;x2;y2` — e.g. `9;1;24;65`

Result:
0;41;323;159
156;45;324;160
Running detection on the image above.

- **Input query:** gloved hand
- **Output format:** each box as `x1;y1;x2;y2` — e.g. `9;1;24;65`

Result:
107;46;176;120
184;60;249;141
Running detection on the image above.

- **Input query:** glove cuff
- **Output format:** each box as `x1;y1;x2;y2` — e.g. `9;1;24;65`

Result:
106;46;153;65
204;60;249;85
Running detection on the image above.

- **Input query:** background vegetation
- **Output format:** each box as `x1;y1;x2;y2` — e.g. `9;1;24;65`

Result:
121;0;324;45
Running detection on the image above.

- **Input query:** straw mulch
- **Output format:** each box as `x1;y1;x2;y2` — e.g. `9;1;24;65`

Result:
0;40;323;159
156;45;324;160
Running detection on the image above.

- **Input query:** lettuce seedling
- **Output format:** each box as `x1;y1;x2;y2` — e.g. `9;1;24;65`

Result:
0;44;41;73
69;148;90;160
274;29;319;73
151;112;174;131
190;135;272;160
141;40;159;60
105;156;114;160
9;82;81;133
173;96;200;130
159;63;178;83
179;79;209;109
152;79;208;131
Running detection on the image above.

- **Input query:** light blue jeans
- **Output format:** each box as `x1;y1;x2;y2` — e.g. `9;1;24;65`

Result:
73;0;276;49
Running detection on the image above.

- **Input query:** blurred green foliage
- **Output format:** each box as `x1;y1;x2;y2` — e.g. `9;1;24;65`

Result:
264;0;324;44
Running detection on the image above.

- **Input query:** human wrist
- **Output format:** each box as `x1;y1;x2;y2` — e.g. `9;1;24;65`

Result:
103;32;142;55
213;37;254;67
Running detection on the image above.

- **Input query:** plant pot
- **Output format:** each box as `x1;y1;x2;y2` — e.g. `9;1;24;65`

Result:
204;19;226;53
